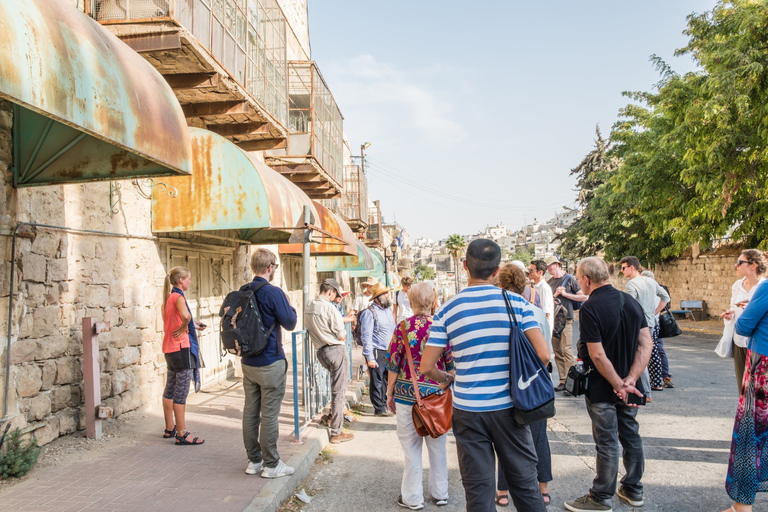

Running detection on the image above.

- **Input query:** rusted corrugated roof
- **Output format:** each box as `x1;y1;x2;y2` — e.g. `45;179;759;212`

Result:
279;201;357;256
317;239;375;272
0;0;192;186
152;127;315;243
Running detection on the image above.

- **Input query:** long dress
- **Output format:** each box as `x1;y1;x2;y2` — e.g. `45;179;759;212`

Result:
726;350;768;505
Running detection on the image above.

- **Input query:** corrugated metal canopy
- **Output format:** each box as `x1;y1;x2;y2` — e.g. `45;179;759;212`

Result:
350;249;386;281
152;127;316;243
279;201;357;256
317;239;375;272
0;0;192;186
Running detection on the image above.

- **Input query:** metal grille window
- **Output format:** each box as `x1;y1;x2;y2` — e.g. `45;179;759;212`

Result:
88;0;288;128
340;164;368;222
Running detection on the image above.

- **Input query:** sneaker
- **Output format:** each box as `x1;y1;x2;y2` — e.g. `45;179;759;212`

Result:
397;495;424;510
663;377;674;389
330;431;355;444
564;493;612;512
554;383;566;392
374;411;393;417
245;460;262;475
260;460;295;479
617;486;644;507
433;497;448;506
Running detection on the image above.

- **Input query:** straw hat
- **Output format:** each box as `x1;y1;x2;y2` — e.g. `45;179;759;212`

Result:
361;277;379;288
368;282;391;301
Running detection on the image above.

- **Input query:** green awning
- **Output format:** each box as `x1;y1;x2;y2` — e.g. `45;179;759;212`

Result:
317;240;375;272
350;249;386;282
0;0;192;186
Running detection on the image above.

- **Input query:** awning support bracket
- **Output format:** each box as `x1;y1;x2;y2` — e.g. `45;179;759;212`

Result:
19;113;53;182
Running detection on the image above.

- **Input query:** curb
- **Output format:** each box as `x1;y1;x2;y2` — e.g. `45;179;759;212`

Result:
244;424;330;512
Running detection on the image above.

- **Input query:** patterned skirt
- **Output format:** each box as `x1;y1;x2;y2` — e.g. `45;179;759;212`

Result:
726;350;768;505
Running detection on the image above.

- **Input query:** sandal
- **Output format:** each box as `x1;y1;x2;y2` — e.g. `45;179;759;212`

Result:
495;493;509;507
175;431;204;446
542;492;550;506
163;426;176;439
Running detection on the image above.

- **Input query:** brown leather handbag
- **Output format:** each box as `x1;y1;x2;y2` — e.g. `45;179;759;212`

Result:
401;324;453;438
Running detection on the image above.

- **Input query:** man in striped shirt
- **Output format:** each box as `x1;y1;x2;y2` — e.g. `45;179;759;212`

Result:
421;239;549;512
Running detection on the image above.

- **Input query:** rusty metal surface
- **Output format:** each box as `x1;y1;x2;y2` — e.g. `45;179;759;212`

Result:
279;201;357;256
0;0;192;184
317;239;375;272
152;127;314;241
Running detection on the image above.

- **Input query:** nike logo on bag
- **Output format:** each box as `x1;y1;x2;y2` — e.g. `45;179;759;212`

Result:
518;370;541;390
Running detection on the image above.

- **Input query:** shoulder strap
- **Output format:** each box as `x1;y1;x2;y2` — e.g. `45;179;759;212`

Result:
249;280;277;355
401;322;423;406
530;287;537;306
502;289;520;328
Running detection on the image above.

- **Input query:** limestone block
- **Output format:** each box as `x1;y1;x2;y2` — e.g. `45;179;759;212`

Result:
100;372;112;397
35;335;69;360
104;307;119;326
47;259;69;282
84;285;109;308
20;252;46;283
57;409;79;435
55;356;78;385
26;393;51;421
118;389;141;414
91;260;114;286
57;235;69;259
118;347;140;368
78;239;96;260
8;338;36;364
121;307;136;326
34;415;60;446
104;347;120;373
126;286;145;307
45;284;59;305
25;283;46;308
67;331;84;356
111;368;135;395
135;307;152;329
31;234;59;258
59;282;77;304
15;363;42;397
95;240;117;261
40;360;56;391
104;396;120;416
108;285;123;306
31;306;60;338
140;342;161;365
18;312;34;339
71;383;82;405
50;385;71;412
0;104;11;131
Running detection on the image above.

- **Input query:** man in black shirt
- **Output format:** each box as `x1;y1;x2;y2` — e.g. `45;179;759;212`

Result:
564;257;652;512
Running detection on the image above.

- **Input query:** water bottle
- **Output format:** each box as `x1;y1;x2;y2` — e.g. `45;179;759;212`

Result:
576;359;584;372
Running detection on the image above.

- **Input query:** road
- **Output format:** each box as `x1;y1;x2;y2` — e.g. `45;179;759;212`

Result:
293;331;742;511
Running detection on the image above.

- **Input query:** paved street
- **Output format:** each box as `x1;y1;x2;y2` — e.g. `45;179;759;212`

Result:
297;330;744;512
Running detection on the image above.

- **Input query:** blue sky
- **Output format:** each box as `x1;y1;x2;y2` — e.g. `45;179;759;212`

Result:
307;1;717;240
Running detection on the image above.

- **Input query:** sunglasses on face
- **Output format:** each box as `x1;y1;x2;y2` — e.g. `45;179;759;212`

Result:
736;260;750;267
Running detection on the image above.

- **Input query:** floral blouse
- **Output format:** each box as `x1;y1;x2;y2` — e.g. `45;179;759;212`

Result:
385;315;454;406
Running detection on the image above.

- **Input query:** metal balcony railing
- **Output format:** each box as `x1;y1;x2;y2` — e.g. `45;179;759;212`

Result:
88;0;288;128
340;164;368;223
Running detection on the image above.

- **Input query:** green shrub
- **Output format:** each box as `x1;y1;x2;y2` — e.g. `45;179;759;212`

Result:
0;428;41;479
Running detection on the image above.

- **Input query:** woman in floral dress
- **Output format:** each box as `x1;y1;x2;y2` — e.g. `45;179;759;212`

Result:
726;253;768;512
385;282;454;511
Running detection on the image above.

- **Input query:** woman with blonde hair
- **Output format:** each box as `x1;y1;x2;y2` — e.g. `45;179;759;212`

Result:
162;266;205;445
495;263;553;507
385;281;454;510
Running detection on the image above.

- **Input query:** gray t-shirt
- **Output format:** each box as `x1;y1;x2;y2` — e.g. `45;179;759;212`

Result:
547;274;582;319
625;276;670;330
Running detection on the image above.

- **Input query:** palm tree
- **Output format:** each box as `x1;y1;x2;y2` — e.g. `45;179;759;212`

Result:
445;234;466;294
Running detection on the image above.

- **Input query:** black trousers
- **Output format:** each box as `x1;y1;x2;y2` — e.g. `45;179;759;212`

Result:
453;407;546;512
368;348;388;414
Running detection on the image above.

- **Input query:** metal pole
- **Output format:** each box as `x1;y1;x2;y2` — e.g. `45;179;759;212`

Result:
292;332;300;441
82;317;102;439
302;205;311;329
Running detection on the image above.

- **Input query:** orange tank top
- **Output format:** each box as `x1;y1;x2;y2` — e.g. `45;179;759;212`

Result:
163;292;191;353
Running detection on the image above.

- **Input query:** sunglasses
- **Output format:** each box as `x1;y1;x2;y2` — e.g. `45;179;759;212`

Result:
621;265;629;271
736;260;750;267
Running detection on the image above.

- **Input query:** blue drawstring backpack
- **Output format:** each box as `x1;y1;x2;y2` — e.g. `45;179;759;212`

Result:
503;290;556;427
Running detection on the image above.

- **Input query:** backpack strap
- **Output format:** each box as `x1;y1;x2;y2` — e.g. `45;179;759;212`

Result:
249;280;278;356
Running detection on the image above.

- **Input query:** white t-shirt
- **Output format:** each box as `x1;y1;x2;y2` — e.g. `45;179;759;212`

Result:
533;279;554;336
394;289;413;323
353;294;371;313
731;277;766;347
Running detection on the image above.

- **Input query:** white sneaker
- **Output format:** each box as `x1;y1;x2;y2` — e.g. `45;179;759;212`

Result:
260;460;295;479
245;461;263;475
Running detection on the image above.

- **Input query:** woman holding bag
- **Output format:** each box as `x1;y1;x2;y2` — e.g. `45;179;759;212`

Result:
719;250;766;390
385;282;454;510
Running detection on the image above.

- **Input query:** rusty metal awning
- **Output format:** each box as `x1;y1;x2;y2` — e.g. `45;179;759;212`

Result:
317;239;375;272
151;127;316;243
349;249;386;281
0;0;192;187
280;202;357;257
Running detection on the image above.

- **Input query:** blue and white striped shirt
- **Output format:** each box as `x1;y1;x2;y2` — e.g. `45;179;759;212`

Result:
427;285;539;412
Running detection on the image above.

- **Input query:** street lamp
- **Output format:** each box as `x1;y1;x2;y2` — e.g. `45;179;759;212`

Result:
360;142;371;175
385;239;398;288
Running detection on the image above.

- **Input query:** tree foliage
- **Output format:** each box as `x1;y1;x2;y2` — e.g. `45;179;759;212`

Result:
445;234;466;292
0;428;41;479
413;264;435;281
563;0;768;265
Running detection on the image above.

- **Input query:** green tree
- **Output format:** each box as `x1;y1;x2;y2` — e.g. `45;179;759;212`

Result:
413;264;435;281
445;234;466;293
509;246;534;265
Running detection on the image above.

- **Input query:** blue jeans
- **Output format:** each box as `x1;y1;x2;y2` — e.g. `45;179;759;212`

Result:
585;397;644;503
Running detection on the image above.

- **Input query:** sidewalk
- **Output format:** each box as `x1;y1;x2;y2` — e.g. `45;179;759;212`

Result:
0;343;366;512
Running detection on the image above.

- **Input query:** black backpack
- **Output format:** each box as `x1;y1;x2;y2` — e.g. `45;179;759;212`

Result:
352;305;377;347
219;281;275;358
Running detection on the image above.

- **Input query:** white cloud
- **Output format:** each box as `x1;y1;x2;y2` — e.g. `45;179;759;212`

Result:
324;55;468;146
